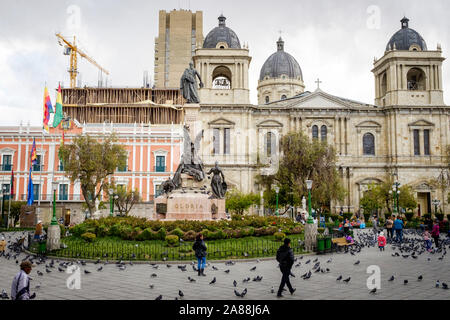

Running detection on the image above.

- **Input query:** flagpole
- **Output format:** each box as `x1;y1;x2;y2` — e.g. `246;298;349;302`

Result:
7;187;11;229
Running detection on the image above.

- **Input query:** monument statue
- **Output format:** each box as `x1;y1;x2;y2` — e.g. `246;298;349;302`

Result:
172;126;205;187
207;161;227;199
180;62;204;103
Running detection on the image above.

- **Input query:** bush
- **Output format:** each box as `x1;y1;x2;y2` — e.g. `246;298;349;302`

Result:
290;226;303;234
182;230;197;241
170;228;185;238
157;227;167;240
165;235;179;247
274;232;286;241
81;232;96;242
59;224;66;238
405;212;414;221
137;228;158;241
363;213;371;222
343;213;352;220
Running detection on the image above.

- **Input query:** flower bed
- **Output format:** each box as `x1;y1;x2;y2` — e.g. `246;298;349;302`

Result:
69;215;304;241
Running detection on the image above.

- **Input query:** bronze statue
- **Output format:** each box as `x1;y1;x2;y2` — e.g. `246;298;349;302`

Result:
180;62;204;103
207;161;227;199
173;126;205;187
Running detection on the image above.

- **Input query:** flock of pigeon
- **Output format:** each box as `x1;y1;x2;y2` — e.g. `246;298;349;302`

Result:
0;229;449;300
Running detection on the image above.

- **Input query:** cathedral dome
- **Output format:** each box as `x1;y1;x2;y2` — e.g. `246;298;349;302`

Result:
386;17;427;51
259;38;303;81
203;15;241;49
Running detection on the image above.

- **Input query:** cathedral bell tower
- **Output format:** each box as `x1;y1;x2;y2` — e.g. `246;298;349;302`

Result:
372;17;445;107
192;14;252;104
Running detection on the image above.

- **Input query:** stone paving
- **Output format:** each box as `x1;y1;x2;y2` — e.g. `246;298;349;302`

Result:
0;230;449;300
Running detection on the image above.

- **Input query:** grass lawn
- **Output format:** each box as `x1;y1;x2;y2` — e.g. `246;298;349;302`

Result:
37;234;305;261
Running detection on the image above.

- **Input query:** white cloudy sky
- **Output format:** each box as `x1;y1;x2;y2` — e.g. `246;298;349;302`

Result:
0;0;449;126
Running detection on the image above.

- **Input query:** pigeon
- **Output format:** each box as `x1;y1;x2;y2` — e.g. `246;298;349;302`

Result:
305;259;311;264
118;265;126;271
327;259;332;263
270;286;275;294
253;276;263;282
418;275;423;281
97;266;103;272
58;267;65;272
343;277;351;283
313;258;318;263
243;277;251;283
224;269;230;274
166;264;172;268
336;275;342;281
212;266;218;271
179;290;184;298
149;284;154;289
45;268;52;273
155;295;162;300
436;280;440;288
153;265;159;269
37;271;43;276
369;288;377;294
188;276;196;282
84;270;91;274
250;266;256;271
1;289;9;300
209;277;216;284
442;283;448;290
151;273;157;278
233;280;237;287
388;276;395;281
234;289;242;297
241;288;247;297
404;280;408;285
354;260;360;265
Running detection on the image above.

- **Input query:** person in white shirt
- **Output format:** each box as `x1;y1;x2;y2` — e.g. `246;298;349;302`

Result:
11;261;36;300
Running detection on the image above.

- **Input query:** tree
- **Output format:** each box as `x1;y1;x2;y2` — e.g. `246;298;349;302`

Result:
59;134;127;216
112;185;141;216
225;189;260;215
4;201;26;227
398;185;418;212
359;184;383;217
273;131;346;212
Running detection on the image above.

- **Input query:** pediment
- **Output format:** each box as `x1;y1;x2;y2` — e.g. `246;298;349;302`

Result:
287;91;353;110
356;177;383;185
208;118;235;128
356;120;382;128
414;182;433;191
256;119;284;128
0;147;16;154
408;120;435;127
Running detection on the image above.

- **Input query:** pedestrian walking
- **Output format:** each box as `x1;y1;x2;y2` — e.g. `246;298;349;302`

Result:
423;228;432;252
377;231;386;251
385;216;394;239
431;219;440;248
276;238;296;297
0;235;6;255
372;215;378;240
393;216;404;243
192;233;207;276
34;221;43;240
11;261;36;300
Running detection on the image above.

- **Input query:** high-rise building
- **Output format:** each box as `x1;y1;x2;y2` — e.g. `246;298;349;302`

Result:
154;9;203;89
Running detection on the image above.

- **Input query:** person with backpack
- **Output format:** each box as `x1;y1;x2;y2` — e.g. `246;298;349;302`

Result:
393;216;404;243
11;261;36;300
192;233;207;276
276;238;296;297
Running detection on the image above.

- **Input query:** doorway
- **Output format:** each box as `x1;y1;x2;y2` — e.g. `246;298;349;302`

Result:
417;192;431;215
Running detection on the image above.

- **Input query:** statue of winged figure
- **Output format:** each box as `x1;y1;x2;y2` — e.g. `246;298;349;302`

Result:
172;126;205;187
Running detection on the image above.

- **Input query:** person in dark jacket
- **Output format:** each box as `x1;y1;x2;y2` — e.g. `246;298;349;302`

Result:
192;233;207;276
276;238;296;297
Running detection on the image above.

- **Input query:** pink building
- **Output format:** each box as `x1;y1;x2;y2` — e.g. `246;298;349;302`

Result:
0;121;183;224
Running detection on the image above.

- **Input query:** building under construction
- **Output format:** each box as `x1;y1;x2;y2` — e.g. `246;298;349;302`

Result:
61;87;185;124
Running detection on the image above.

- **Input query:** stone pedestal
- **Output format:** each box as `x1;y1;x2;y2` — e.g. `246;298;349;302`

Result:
46;225;61;251
304;222;318;252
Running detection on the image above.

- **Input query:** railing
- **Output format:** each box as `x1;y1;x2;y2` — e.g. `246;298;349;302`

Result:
31;234;305;261
154;166;166;173
116;166;128;172
0;164;12;171
20;194;84;201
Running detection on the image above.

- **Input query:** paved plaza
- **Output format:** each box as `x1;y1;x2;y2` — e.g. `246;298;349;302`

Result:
1;230;449;300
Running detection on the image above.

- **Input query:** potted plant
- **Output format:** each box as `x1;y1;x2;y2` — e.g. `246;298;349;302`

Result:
316;228;325;254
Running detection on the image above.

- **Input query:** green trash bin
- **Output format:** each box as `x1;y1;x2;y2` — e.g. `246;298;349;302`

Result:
325;237;332;252
38;241;46;254
317;238;325;253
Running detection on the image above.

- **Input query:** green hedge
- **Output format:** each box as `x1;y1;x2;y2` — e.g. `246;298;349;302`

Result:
69;215;303;241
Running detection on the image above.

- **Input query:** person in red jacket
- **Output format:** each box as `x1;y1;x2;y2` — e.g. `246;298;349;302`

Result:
377;231;387;251
431;219;440;248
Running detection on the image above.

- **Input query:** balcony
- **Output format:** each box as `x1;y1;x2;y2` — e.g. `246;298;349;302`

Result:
0;164;12;171
32;164;43;172
154;166;166;173
20;194;83;202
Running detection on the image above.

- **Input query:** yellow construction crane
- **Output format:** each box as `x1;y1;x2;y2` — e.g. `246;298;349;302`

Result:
56;33;110;88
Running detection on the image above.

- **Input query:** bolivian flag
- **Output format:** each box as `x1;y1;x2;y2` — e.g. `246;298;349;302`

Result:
53;84;63;128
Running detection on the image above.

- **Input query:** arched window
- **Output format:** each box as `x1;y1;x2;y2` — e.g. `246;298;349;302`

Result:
380;73;387;97
407;68;426;91
281;95;287;100
321;125;327;142
363;133;375;155
266;132;273;157
265;96;270;103
312;125;318;140
212;66;232;89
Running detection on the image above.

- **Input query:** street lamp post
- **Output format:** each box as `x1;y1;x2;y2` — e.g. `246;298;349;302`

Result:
432;199;440;215
275;186;280;216
109;188;114;217
1;185;6;228
306;180;313;224
51;181;59;226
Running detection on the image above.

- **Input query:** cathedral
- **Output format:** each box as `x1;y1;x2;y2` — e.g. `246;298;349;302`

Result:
192;15;449;215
